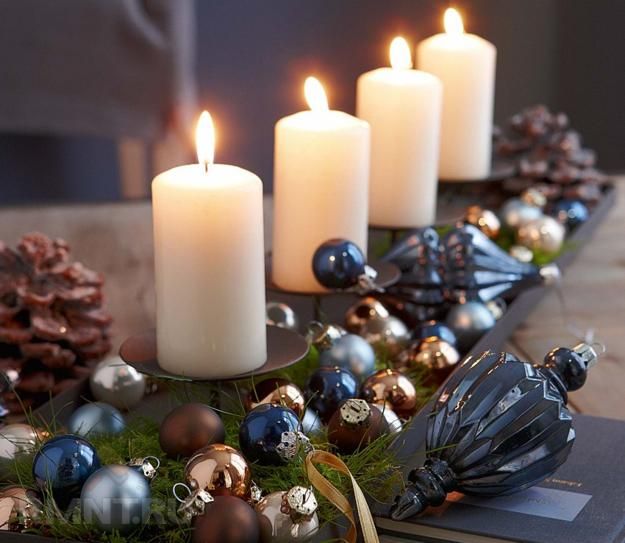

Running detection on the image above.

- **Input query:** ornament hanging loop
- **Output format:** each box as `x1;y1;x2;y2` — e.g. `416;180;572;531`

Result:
173;482;214;522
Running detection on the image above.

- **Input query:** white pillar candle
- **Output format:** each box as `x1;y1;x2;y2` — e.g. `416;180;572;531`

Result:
417;8;496;180
272;77;370;293
357;37;442;227
152;112;266;378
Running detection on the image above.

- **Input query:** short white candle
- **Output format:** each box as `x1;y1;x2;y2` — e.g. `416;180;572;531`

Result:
417;8;496;180
272;77;370;293
357;37;442;227
152;112;266;378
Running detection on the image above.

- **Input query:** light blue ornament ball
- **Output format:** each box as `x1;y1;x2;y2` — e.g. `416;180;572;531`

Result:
319;334;376;379
81;465;151;533
67;402;126;438
446;301;496;352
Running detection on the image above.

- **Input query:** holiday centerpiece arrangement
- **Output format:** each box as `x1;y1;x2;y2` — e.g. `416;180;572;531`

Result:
0;6;615;543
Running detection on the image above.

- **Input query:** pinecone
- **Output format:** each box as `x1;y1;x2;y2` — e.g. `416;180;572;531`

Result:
0;233;112;415
495;105;607;203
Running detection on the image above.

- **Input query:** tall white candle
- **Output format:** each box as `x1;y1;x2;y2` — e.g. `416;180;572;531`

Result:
152;112;266;378
272;77;370;293
417;8;496;180
357;37;442;227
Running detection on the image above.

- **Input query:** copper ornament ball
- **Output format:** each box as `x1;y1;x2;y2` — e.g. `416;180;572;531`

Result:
344;296;390;334
464;205;501;239
0;486;42;531
328;399;389;454
244;378;305;416
185;443;251;500
395;338;461;387
159;403;225;458
360;369;418;418
192;495;259;543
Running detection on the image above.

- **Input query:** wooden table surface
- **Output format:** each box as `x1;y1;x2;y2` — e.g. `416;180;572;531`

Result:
1;179;623;419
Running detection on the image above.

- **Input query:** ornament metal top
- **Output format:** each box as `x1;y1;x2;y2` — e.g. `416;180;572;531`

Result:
390;342;601;520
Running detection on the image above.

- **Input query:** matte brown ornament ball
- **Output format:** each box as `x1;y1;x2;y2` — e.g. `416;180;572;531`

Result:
464;205;501;239
360;369;418;418
327;399;389;454
244;378;305;416
185;443;251;500
159;403;225;458
192;495;259;543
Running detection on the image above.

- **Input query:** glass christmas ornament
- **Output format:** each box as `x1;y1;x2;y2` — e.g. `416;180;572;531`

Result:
344;296;390;334
361;369;418;418
305;321;346;352
499;198;543;229
442;223;560;303
239;404;305;465
395;338;460;386
412;320;458;348
463;205;501;239
551;199;589;229
517;216;566;253
391;343;601;520
0;486;42;531
89;356;146;411
312;239;367;289
256;486;320;543
0;423;40;472
301;408;323;436
266;301;299;331
319;334;376;380
67;402;126;437
305;366;358;423
32;435;101;509
81;465;151;533
446;301;496;352
327;399;389;454
192;495;260;543
359;315;410;357
245;378;305;417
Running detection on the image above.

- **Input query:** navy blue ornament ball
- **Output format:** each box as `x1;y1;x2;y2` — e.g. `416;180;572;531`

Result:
305;366;358;423
312;239;366;289
33;435;101;509
239;404;302;465
412;320;458;348
551;199;589;229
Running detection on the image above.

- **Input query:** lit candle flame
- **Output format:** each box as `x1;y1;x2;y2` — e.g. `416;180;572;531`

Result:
196;110;215;171
444;7;464;36
304;76;329;112
390;36;412;69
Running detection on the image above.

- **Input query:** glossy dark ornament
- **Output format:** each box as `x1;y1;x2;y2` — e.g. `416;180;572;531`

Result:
185;443;251;500
380;228;446;321
327;399;389;454
360;369;418;418
0;486;42;531
305;366;358;423
412;320;457;348
551;199;589;229
442;223;560;303
239;404;303;465
395;338;460;386
391;343;600;520
192;495;260;543
312;238;366;289
67;402;126;437
32;435;101;509
159;403;225;458
245;378;305;416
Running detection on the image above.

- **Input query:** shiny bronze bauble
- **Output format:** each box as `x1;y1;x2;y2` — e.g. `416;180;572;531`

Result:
244;378;305;417
359;315;410;357
0;486;42;531
464;205;501;239
395;338;461;386
344;297;390;333
192;495;260;543
159;403;225;459
360;369;418;418
185;444;251;500
327;399;389;454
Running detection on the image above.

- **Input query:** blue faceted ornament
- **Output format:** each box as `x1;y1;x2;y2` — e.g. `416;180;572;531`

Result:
551;199;589;229
412;320;458;348
33;435;101;509
239;404;302;465
305;366;358;423
312;239;366;289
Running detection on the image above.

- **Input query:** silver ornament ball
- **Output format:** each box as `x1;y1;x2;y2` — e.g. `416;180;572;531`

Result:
516;216;566;253
256;486;320;543
372;403;403;434
359;315;410;357
446;301;496;352
509;244;534;263
499;198;543;229
81;465;151;534
266;301;299;331
0;424;40;478
306;321;347;352
67;402;126;437
319;334;376;379
90;356;146;411
301;408;323;435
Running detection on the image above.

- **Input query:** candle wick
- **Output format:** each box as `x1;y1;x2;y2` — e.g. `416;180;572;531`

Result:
203;160;209;174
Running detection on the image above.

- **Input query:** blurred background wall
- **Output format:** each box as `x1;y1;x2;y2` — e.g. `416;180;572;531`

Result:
0;0;623;204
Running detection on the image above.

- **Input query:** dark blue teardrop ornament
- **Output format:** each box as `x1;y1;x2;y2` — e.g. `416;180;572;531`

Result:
312;239;366;289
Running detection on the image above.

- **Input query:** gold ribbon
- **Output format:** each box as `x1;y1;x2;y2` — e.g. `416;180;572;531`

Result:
305;450;379;543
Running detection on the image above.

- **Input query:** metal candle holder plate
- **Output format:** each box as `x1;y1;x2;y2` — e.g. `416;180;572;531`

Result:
119;325;309;383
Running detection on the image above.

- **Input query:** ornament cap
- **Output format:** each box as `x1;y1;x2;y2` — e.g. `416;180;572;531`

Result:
573;342;600;369
539;263;561;285
285;486;318;520
339;399;372;428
